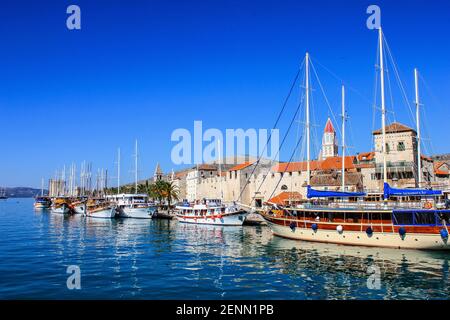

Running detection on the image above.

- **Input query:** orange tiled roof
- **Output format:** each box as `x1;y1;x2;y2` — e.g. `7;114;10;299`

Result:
228;162;254;171
421;154;433;162
357;152;375;161
267;191;302;205
373;122;416;135
435;161;450;176
272;156;356;173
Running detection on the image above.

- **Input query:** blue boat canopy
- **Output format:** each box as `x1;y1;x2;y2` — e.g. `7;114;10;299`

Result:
383;182;442;199
307;185;366;199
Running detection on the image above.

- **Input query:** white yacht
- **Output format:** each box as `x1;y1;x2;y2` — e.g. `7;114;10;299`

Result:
175;199;248;226
107;194;155;219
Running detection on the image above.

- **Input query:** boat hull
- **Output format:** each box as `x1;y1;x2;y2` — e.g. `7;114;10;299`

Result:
73;203;86;215
264;218;450;250
176;210;248;226
51;205;70;214
118;207;154;219
86;207;116;219
34;203;50;210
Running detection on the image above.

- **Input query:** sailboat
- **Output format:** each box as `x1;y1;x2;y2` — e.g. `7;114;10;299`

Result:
175;139;248;226
107;142;155;219
34;178;51;209
261;28;450;250
0;188;8;200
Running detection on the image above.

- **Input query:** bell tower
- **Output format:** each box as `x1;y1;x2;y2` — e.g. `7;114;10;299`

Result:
320;118;338;160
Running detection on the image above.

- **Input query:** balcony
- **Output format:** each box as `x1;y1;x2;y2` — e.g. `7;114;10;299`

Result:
375;161;415;173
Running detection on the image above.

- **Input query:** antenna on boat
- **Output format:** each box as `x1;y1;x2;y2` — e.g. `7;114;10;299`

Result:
41;177;44;197
117;148;121;195
218;138;223;200
414;68;422;187
135;139;138;194
305;52;311;187
378;27;388;189
341;85;346;192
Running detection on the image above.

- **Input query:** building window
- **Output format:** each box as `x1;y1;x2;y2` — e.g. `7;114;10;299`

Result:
385;143;390;154
281;185;288;190
397;141;405;151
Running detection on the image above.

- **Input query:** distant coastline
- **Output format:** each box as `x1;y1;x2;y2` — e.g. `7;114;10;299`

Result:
0;187;48;198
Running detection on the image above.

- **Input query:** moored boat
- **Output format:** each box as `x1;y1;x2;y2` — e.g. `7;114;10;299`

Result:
34;196;52;210
51;197;71;214
175;199;248;226
259;27;450;250
0;188;8;200
107;194;155;219
86;199;117;218
70;198;87;215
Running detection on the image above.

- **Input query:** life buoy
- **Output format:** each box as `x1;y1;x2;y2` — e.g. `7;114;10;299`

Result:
423;202;433;209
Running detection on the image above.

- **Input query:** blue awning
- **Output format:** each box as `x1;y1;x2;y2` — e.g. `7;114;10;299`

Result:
307;185;366;199
383;183;442;199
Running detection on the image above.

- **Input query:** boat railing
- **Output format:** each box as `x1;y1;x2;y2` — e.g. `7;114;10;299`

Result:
295;200;442;211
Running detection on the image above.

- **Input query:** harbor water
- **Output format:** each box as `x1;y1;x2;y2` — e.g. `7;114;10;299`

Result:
0;198;449;299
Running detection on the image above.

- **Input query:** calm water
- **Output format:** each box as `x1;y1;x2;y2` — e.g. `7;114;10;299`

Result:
0;198;449;300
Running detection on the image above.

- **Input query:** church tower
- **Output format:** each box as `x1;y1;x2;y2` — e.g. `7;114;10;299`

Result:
320;118;338;160
153;163;163;182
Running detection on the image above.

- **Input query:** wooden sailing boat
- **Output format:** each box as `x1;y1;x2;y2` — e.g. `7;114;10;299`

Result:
34;178;51;209
261;28;450;250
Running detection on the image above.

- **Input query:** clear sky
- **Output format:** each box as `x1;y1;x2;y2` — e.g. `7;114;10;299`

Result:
1;0;450;188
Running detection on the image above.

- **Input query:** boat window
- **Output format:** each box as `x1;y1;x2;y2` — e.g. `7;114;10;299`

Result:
345;212;360;223
392;211;439;226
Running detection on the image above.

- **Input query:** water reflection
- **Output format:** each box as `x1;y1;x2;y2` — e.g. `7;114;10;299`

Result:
266;237;450;299
1;199;450;299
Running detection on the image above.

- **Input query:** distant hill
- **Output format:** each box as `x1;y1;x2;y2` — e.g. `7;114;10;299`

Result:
1;187;47;198
432;154;450;161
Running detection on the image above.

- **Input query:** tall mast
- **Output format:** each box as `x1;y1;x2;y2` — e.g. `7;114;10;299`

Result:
41;177;44;196
341;85;346;192
414;68;422;186
135;139;138;194
305;52;311;186
117;148;121;194
218;139;223;200
379;27;387;186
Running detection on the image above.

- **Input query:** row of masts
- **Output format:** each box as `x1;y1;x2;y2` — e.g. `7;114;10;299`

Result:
44;140;141;198
115;139;139;195
304;27;424;192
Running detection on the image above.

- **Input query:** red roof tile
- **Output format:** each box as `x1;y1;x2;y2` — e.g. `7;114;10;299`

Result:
272;156;356;173
228;162;254;172
357;152;375;161
373;122;416;135
267;192;302;205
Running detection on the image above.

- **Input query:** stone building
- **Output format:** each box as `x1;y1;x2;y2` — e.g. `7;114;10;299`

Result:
153;121;449;207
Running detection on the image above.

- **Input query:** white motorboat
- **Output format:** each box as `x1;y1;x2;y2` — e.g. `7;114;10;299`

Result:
175;199;248;226
107;194;155;219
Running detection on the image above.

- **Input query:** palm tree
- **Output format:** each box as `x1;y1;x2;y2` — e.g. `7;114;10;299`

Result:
162;181;179;208
148;181;165;203
146;181;179;208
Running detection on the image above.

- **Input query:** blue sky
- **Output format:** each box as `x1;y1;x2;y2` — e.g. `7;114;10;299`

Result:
1;0;449;187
